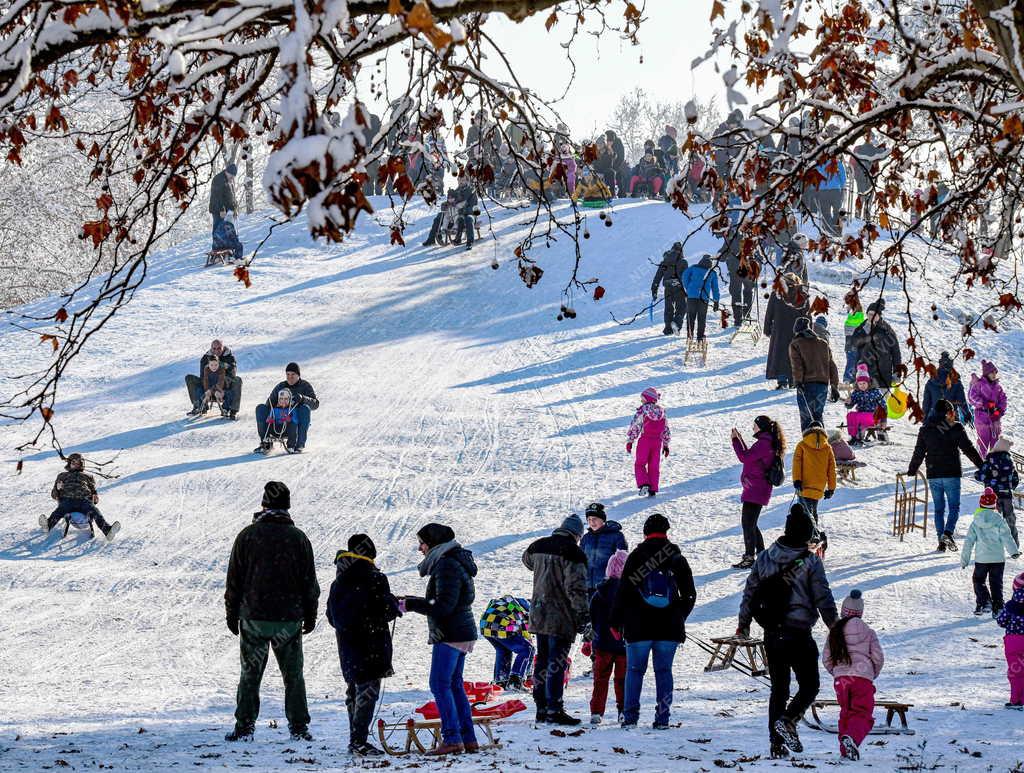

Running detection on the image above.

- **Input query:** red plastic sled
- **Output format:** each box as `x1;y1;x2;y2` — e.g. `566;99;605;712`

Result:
415;698;527;721
463;681;503;704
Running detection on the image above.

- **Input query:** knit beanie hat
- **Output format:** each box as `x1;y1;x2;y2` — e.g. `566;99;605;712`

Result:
605;549;629;579
980;487;998;508
754;415;774;434
585;502;607;522
1014;571;1024;591
644;513;670;535
784;502;814;544
842;589;865;618
559;513;585;539
933;398;953;418
793;317;810;334
855;363;871;384
262;480;290;510
938;351;953;372
641;387;660;403
866;298;885;315
813;315;828;330
982;359;998;378
285;362;301;375
347;533;377;559
417;522;455;548
225;163;238;176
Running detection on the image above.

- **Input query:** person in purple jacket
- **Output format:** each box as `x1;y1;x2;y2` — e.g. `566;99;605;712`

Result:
730;415;787;569
969;360;1008;457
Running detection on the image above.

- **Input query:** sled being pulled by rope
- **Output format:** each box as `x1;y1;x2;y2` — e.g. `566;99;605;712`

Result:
804;699;915;736
692;635;769;680
684;337;708;366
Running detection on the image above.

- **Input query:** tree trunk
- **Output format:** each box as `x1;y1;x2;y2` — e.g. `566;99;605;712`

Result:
975;0;1024;96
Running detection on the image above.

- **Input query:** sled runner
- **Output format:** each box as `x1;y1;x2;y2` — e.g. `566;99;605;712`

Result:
804;699;915;736
729;320;761;346
205;249;236;267
684;337;708;366
376;714;504;756
892;472;929;540
700;635;769;678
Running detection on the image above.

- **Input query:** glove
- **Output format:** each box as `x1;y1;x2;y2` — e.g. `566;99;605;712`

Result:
1012;552;1021;560
824;489;834;499
794;480;802;491
830;387;840;403
581;641;593;658
960;558;969;570
302;617;316;635
397;598;407;615
226;616;239;636
713;301;720;312
626;442;633;454
735;626;750;639
662;446;670;458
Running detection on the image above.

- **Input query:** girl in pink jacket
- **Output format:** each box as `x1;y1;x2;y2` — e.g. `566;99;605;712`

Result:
626;387;671;497
823;590;885;761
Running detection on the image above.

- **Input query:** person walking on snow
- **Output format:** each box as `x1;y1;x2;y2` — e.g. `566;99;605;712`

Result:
996;571;1024;708
585;548;628;725
681;253;720;341
789;315;840;432
764;275;810;389
651;243;688;335
40;453;121;540
325;533;401;757
822;590;884;761
400;523;479;756
522;514;591;726
611;513;697;729
224;482;320;743
976;437;1021;546
845;364;886;443
737;504;838;759
969;360;1007;457
730;416;787;569
792;422;836;551
906;399;985;552
961;488;1020;618
580;502;628;592
626;387;671;497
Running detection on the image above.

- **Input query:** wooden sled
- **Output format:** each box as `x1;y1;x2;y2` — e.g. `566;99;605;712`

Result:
699;636;768;678
684;337;708;366
205;249;235;267
729;320;761;345
804;699;915;736
377;715;502;756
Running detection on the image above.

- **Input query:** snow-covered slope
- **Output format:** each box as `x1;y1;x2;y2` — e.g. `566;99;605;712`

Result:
0;198;1022;771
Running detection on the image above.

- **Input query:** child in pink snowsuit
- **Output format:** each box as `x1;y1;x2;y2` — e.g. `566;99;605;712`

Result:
969;360;1007;457
845;364;885;442
626;387;671;497
823;589;884;761
997;572;1024;708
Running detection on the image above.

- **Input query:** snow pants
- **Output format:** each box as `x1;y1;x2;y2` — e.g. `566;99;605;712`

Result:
685;298;709;340
234;619;309;732
973;562;1005;609
662;284;686;334
634;434;662;493
846;410;875;440
590;648;626;717
834;675;875;750
976;416;1002;458
1005;634;1024;704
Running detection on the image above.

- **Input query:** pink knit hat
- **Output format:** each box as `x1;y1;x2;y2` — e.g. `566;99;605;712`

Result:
855;364;870;384
641;387;660;403
605;549;629;579
1014;572;1024;592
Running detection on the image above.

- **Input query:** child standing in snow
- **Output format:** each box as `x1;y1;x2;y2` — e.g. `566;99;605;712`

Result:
845;364;885;443
969;360;1007;457
626;387;671;497
792;421;836;545
996;572;1024;709
823;589;884;761
976;437;1021;546
586;549;628;724
961;488;1020;617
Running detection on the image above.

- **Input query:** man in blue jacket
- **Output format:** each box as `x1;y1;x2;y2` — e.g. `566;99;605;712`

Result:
580;502;628;592
682;254;721;341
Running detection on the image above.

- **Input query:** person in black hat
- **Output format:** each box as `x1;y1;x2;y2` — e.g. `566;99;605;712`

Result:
580;502;628;592
849;298;902;390
224;482;320;743
736;502;837;758
209;163;238;231
256;363;320;453
651;243;688;335
326;534;401;757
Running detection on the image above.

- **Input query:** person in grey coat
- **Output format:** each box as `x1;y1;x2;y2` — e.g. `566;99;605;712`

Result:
764;276;810;389
209;163;237;231
737;504;838;758
723;230;758;326
651;243;688;335
522;514;590;725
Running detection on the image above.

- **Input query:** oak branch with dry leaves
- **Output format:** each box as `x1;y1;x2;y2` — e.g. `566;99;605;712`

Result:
0;0;643;452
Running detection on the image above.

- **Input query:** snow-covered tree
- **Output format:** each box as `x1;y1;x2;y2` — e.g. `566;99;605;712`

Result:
608;88;720;163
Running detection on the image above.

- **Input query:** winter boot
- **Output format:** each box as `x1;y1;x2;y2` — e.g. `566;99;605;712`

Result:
773;717;803;753
840;734;860;760
1006;702;1024;710
224;724;255;742
662;327;673;336
936;539;946;552
424;742;464;756
974;603;985;616
38;513;50;532
590;714;602;725
349;741;384;756
463;741;480;753
289;726;313;742
942;531;959;551
547;710;582;726
732;555;755;570
647;488;656;497
652;722;670;730
535;709;549;724
770;742;790;759
638;485;650;497
992;603;1004;619
254;441;272;455
104;522;122;542
506;674;525;692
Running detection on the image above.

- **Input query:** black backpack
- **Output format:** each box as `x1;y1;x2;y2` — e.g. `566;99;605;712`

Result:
750;550;811;630
766;454;785;487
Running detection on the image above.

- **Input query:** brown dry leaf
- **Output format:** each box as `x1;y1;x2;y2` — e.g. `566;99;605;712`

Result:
40;333;59;352
710;0;725;22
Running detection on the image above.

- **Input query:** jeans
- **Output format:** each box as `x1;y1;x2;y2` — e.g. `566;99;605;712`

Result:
929;477;962;536
685;298;709;340
488;635;534;683
256;403;310;448
623;640;678;726
533;634;571;716
344;678;381;746
796;382;827;432
843;349;859;383
235;619;309;732
729;278;754;326
48;498;111;534
973;562;1006;609
764;628;820;744
591;649;627;716
998;493;1019;547
429;644;476;746
741;501;765;557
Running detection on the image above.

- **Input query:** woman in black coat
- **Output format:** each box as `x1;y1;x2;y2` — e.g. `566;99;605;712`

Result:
402;523;479;755
764;277;810;388
850;300;902;390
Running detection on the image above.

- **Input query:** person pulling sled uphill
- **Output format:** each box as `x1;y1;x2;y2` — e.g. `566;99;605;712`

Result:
186;339;242;418
681;253;720;341
651;243;687;336
626;387;671;497
39;453;121;540
255;363;319;454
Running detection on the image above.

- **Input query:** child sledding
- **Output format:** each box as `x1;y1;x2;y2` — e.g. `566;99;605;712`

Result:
39;453;121;541
254;388;299;455
626;387;671;497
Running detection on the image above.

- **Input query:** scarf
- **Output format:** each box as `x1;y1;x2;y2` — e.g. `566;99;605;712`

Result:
418;539;460;577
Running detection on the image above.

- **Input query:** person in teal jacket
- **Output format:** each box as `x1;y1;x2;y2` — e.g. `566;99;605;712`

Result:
682;254;721;341
961;488;1021;617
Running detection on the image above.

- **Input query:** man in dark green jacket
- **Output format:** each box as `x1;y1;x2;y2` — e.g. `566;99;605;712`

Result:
224;481;320;743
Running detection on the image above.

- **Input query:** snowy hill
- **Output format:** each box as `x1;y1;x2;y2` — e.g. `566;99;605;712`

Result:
1;198;1022;771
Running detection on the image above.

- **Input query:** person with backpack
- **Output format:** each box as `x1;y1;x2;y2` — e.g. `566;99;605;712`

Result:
522;514;591;726
969;360;1008;457
737;503;838;758
681;253;720;341
610;514;697;729
585;548;628;725
996;571;1024;709
325;533;401;757
976;437;1021;546
651;243;688;336
580;502;628;592
730;416;786;570
906;398;985;552
961;488;1020;618
626;387;671;497
479;595;533;691
822;589;884;761
40;453;121;541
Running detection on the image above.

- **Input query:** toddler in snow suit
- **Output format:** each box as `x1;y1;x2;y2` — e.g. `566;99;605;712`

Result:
976;437;1020;546
823;590;884;761
626;387;671;497
827;429;860;465
969;360;1007;457
479;595;534;690
40;453;121;540
845;364;885;442
961;488;1020;617
792;422;836;552
260;388;299;451
996;572;1024;708
585;549;628;724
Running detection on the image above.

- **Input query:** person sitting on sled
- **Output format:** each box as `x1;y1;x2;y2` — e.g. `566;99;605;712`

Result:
255;363;319;453
255;388;299;453
573;165;613;205
39;453;121;540
188;355;226;416
845;364;886;444
626;387;671;497
185;339;242;419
